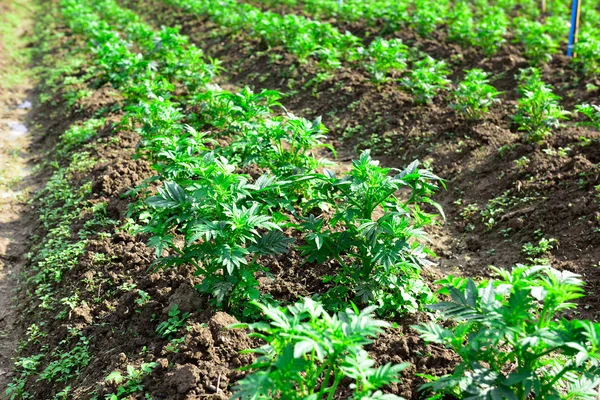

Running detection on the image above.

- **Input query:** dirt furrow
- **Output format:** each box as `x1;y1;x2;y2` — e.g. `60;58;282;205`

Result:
0;0;40;390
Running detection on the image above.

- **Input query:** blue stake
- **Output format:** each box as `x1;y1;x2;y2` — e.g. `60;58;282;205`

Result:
567;0;581;57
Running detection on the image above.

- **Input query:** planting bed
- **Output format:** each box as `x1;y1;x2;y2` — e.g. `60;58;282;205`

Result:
121;0;600;316
0;0;598;399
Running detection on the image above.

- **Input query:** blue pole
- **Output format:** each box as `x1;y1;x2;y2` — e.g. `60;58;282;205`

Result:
567;0;580;57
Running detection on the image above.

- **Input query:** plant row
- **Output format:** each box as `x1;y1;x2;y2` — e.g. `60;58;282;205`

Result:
57;0;439;397
258;0;600;72
156;0;600;143
48;0;600;398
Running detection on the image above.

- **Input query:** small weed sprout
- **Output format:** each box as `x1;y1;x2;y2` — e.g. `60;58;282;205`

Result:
156;305;190;339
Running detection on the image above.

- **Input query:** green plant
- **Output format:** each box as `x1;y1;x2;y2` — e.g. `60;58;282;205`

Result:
300;151;442;315
512;68;570;143
136;290;150;307
414;265;600;400
401;56;450;104
514;156;530;171
513;18;559;64
156;305;190;338
409;0;448;36
5;353;45;399
522;237;558;259
40;331;90;383
364;38;408;82
576;104;600;130
144;174;293;308
104;362;158;399
474;8;508;56
573;31;600;76
231;298;408;399
54;386;71;400
453;69;502;119
447;1;474;45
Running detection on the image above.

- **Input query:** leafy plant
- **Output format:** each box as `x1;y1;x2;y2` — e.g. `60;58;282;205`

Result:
513;18;559;64
364;38;408;82
39;332;90;383
231;298;408;400
447;1;474;45
409;0;448;36
512;68;570;143
452;69;502;119
474;8;508;56
401;56;450;104
573;31;600;76
576;103;600;130
414;265;600;400
522;237;558;259
144;173;293;308
300;151;443;315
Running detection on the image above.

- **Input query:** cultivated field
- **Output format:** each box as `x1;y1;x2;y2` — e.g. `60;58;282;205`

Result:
0;0;599;399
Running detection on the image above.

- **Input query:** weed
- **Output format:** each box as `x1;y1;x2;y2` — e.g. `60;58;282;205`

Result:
156;305;190;339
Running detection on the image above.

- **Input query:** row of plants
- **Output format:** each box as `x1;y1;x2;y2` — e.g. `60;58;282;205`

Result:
155;0;598;142
54;0;439;397
75;0;442;317
20;0;600;398
256;0;600;72
161;0;457;83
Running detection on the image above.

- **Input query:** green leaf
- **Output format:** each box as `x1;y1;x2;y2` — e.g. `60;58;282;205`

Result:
294;340;316;359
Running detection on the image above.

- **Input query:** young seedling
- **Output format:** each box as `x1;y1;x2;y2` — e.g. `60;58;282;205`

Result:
452;69;502;119
512;68;570;143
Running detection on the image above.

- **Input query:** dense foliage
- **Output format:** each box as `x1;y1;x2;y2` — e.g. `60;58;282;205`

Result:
415;266;600;399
